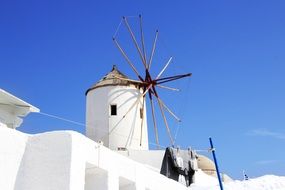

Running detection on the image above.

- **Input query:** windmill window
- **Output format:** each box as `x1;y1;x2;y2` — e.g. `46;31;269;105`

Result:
110;104;117;116
140;108;143;119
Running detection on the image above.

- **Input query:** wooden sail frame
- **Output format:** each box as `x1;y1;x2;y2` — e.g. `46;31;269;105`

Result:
112;15;192;148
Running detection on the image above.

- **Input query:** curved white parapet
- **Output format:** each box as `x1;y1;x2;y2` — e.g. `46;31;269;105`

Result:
0;127;188;190
0;127;28;189
1;127;285;190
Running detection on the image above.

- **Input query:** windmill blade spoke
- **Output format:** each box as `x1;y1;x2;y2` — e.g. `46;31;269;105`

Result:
149;92;159;148
157;84;180;92
148;30;159;70
113;37;144;81
155;73;192;82
139;15;147;68
111;16;192;148
113;18;123;38
155;73;192;84
139;95;145;146
122;84;152;119
156;95;174;146
112;75;146;85
123;16;148;69
157;97;181;122
156;56;173;79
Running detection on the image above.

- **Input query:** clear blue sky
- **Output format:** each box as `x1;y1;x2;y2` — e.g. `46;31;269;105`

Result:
1;0;285;180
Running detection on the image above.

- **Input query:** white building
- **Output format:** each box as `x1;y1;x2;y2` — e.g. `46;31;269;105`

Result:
86;65;148;151
0;88;39;128
0;69;223;190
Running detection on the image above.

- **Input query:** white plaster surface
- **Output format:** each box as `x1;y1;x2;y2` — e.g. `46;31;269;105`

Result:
0;127;189;190
86;85;148;151
190;174;285;190
1;127;284;190
0;88;39;129
0;127;28;190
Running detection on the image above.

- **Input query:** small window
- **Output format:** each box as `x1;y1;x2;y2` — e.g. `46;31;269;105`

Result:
110;104;117;116
140;108;143;119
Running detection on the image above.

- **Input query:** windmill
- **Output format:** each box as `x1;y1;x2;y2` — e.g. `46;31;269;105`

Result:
112;15;192;148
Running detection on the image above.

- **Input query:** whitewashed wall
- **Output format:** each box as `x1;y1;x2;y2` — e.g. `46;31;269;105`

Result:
0;127;28;189
86;85;149;150
0;108;23;128
0;127;190;190
14;132;74;190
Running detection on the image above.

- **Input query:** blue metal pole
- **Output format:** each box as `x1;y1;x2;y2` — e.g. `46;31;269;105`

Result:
209;137;224;190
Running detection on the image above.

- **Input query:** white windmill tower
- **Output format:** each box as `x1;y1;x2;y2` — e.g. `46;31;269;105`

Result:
86;65;149;150
86;15;191;151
